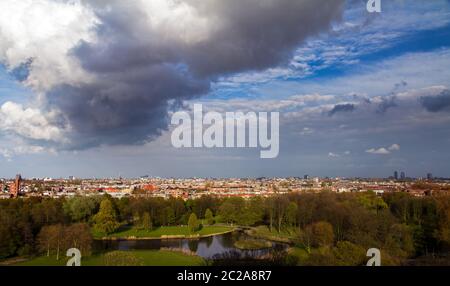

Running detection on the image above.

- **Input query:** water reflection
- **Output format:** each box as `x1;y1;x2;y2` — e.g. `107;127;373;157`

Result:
93;231;288;260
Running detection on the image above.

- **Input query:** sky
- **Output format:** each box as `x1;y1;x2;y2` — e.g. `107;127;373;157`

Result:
1;0;450;179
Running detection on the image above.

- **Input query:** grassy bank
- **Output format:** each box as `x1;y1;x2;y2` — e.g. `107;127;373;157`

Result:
234;239;272;250
245;226;297;243
94;225;235;239
15;250;205;266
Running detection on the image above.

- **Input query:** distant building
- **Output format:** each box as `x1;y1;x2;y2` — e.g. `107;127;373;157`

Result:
427;173;433;180
304;175;309;180
394;171;399;180
400;172;406;180
10;174;21;198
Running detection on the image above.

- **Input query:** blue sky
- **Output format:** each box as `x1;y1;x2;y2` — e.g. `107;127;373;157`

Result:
1;0;450;178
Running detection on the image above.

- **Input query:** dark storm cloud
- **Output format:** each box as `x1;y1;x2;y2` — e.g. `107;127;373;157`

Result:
48;0;345;148
376;81;406;113
48;65;210;148
328;103;355;116
377;95;397;114
420;89;450;112
183;0;345;76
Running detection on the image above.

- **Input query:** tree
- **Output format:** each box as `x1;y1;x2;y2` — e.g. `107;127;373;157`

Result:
384;223;415;258
188;213;199;233
265;198;275;232
64;223;93;256
332;241;366;266
311;221;334;247
205;208;214;225
37;224;64;260
298;226;314;254
436;196;450;248
63;196;98;222
169;197;187;225
286;202;298;227
274;196;290;232
165;207;176;226
357;192;388;214
218;197;245;225
116;197;132;222
0;208;18;258
192;196;220;219
93;199;120;235
141;212;153;231
239;198;264;226
37;225;53;257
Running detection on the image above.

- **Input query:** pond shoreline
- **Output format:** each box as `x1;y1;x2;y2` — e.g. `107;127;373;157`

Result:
95;228;236;241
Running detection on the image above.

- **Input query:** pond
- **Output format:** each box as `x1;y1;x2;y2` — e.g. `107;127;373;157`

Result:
93;231;289;260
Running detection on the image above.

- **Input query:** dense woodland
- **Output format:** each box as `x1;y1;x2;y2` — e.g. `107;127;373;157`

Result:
1;191;450;265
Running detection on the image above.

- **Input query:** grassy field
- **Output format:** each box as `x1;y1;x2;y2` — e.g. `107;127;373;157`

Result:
15;250;205;266
246;226;297;243
234;239;272;250
288;247;310;262
95;225;234;239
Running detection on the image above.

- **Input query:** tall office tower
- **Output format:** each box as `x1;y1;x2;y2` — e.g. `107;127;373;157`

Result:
394;171;398;180
400;172;406;180
427;173;433;180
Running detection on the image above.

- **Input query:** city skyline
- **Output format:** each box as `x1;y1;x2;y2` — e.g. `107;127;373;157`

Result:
0;171;442;181
1;0;450;178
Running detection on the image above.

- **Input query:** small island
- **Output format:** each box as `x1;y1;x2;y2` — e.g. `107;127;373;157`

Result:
234;239;272;250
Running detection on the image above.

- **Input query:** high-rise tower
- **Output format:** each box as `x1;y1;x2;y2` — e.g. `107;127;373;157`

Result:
10;174;21;198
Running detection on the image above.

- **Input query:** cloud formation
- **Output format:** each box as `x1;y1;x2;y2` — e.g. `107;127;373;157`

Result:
0;101;65;142
366;144;400;155
0;0;345;149
420;90;450;112
328;103;355;116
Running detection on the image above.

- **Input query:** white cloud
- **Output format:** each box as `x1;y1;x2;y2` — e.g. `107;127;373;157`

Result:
300;127;314;136
366;144;400;155
366;147;391;155
328;150;351;158
197;93;335;114
0;0;98;91
388;144;400;151
328;152;340;158
0;101;66;142
0;143;54;161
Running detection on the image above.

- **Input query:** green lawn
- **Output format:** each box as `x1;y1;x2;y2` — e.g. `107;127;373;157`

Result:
95;225;234;239
15;250;205;266
288;247;310;261
246;226;297;243
234;239;272;250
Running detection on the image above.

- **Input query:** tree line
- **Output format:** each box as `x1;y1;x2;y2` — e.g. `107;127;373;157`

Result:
0;191;449;265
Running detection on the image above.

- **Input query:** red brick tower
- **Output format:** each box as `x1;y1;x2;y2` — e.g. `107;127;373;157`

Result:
10;174;21;198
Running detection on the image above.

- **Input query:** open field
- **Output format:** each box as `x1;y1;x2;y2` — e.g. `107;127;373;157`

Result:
14;250;205;266
234;239;272;250
94;225;235;239
246;226;297;243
